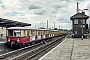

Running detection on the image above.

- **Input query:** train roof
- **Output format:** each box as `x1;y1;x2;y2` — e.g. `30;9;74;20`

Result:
7;27;60;31
7;27;49;31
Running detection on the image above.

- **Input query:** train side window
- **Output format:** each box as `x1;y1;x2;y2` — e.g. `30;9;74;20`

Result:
31;30;34;36
27;30;29;36
38;31;40;35
8;30;13;36
29;30;31;36
24;30;27;36
43;31;45;35
41;31;43;35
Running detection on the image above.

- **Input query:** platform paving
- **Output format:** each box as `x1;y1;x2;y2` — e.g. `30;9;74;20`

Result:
0;37;6;45
39;38;90;60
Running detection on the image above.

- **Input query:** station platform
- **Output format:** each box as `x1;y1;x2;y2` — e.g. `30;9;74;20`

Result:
39;38;90;60
0;36;6;44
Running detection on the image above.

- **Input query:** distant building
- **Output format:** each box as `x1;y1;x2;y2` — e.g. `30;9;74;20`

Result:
70;12;89;38
0;27;6;37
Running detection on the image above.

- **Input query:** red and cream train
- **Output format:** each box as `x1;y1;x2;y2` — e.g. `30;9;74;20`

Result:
6;27;67;48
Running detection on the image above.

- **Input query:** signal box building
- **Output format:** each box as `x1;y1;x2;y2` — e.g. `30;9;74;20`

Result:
70;12;89;38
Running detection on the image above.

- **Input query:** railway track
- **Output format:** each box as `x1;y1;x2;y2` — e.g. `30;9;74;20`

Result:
0;38;14;55
0;35;67;60
26;35;67;60
0;43;13;55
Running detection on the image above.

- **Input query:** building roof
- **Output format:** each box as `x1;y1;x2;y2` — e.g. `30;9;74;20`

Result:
0;18;31;27
70;12;89;20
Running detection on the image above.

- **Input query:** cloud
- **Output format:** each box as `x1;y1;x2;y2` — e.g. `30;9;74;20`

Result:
0;0;89;30
36;21;46;28
8;11;25;16
51;9;58;14
87;2;90;14
86;2;90;24
28;3;41;9
57;16;71;23
0;0;2;4
1;5;5;8
33;9;45;15
53;3;68;9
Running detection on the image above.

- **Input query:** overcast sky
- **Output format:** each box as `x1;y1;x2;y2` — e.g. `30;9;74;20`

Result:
0;0;90;30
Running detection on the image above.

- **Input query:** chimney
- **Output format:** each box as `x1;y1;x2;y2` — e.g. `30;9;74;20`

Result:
82;11;85;15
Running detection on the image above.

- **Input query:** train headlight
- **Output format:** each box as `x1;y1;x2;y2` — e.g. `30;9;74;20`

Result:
17;40;20;42
17;38;20;42
8;38;10;42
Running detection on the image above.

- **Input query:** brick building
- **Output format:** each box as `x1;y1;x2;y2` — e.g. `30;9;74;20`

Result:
0;27;6;39
70;12;89;38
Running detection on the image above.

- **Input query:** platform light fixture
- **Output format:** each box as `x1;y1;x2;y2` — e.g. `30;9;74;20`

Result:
78;9;88;40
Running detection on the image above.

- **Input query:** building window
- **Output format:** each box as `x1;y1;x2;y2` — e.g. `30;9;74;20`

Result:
75;31;77;34
81;19;85;24
74;19;78;24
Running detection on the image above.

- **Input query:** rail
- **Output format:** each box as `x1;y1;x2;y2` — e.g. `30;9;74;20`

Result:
0;35;68;60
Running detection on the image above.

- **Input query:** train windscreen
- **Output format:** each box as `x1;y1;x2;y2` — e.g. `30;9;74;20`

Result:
8;30;13;36
14;30;21;36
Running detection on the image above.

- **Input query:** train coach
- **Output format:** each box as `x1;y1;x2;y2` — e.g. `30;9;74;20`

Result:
6;27;66;48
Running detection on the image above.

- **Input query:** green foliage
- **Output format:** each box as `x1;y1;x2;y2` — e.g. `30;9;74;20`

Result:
68;35;72;38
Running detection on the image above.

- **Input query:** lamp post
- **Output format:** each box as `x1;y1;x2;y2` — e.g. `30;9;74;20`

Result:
54;22;55;29
80;9;88;40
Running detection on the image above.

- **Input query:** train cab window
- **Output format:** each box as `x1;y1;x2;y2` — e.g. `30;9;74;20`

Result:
14;30;21;36
8;30;13;36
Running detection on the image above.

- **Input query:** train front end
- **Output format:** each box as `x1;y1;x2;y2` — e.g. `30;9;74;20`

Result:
6;27;30;48
6;29;22;48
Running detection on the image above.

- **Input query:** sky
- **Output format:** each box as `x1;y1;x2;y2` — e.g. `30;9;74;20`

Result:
0;0;90;30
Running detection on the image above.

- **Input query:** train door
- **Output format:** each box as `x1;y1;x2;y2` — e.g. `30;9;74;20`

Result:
37;30;41;40
51;31;52;37
30;30;35;41
48;30;50;37
42;30;45;38
53;31;55;36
